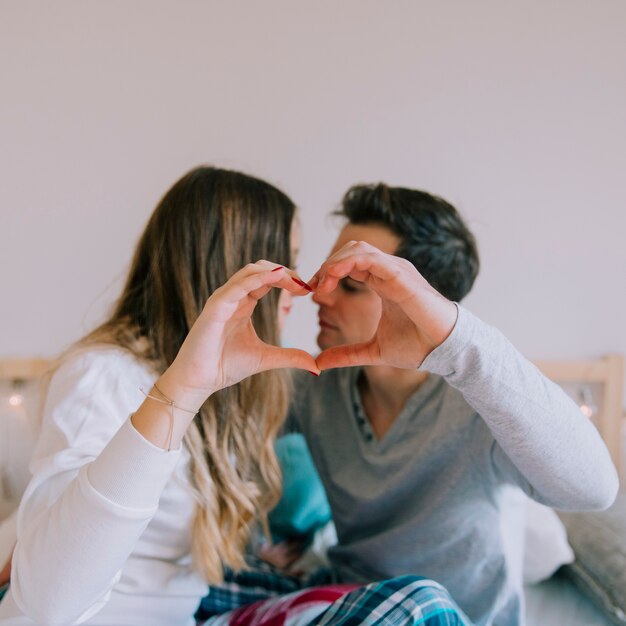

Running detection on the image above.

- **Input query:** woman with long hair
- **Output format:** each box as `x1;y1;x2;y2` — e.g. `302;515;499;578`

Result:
0;166;470;626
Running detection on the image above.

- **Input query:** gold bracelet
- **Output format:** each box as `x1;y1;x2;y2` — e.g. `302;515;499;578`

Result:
139;383;198;450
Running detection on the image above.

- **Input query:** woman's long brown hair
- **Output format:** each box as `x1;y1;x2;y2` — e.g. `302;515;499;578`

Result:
81;166;295;581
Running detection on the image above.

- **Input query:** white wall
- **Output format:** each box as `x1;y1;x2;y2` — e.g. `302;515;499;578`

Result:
1;1;625;400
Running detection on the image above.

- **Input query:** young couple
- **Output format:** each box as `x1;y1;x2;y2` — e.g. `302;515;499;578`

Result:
0;166;617;626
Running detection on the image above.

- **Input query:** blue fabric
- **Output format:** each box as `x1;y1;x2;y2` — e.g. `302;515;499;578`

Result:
269;434;331;542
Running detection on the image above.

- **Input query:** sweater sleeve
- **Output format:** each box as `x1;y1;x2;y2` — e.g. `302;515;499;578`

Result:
419;305;619;512
10;350;182;626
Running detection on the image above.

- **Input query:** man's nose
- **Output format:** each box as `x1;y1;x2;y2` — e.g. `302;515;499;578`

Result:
312;288;333;306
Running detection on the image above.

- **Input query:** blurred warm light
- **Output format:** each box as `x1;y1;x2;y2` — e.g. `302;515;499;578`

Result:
579;404;594;418
9;393;24;407
578;385;597;419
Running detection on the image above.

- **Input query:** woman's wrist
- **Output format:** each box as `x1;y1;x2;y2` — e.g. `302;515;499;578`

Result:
131;368;213;451
156;365;214;414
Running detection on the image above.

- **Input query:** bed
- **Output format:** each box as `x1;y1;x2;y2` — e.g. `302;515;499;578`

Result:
1;355;624;625
527;354;625;626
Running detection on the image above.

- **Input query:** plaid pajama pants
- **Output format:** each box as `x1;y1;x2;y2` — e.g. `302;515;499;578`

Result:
196;558;473;626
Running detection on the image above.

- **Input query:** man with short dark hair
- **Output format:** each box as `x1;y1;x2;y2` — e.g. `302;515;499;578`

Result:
336;184;479;302
285;183;617;625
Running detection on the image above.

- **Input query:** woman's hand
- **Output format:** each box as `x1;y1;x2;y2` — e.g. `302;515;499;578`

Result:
133;262;318;449
310;242;458;371
161;262;318;406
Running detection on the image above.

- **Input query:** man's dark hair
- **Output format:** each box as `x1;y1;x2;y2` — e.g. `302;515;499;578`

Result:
338;184;480;302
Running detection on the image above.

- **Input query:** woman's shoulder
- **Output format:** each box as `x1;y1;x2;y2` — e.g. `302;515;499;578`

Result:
41;345;157;432
51;344;155;387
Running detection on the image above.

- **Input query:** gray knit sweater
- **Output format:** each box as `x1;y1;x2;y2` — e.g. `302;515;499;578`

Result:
286;306;618;626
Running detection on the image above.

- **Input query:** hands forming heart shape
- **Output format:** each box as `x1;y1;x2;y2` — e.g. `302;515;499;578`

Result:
169;241;459;401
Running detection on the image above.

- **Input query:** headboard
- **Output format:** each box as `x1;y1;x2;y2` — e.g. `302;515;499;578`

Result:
0;359;51;381
1;354;624;482
534;354;624;483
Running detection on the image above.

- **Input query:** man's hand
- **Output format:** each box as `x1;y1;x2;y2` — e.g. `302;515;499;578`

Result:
258;538;306;574
311;241;458;371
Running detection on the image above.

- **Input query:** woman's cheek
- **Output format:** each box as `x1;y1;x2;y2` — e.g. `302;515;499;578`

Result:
278;290;293;331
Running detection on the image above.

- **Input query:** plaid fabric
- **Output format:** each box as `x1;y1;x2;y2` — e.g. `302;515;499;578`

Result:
309;576;472;625
199;585;359;626
196;557;335;619
197;559;473;626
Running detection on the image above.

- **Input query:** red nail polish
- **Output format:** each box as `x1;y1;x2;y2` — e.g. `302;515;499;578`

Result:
272;266;284;272
291;277;313;292
308;370;320;377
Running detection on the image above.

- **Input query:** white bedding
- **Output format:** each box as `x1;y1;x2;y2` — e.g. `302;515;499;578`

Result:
525;574;611;626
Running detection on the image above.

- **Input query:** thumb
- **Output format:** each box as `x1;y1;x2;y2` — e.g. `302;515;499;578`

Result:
259;345;321;375
315;340;381;371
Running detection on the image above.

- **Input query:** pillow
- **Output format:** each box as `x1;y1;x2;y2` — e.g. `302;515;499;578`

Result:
558;494;626;626
268;434;332;543
524;498;574;584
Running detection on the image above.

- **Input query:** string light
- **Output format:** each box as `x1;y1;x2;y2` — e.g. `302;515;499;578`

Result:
8;393;24;407
578;384;597;419
1;378;29;504
7;379;25;409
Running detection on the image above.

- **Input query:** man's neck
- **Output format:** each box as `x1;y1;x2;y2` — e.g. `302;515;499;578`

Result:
357;366;429;440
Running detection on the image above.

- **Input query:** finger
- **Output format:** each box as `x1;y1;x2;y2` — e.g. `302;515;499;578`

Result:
258;345;320;375
227;260;282;281
317;253;399;294
210;269;284;316
215;265;306;310
249;261;313;291
315;245;420;301
227;261;310;293
247;271;312;302
248;282;276;302
307;240;359;288
273;266;314;294
315;340;382;371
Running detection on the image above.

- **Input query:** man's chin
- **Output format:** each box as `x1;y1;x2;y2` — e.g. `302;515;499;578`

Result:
316;332;343;352
316;338;328;352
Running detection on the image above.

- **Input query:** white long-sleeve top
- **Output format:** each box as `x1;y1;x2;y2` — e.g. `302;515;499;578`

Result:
0;348;207;626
